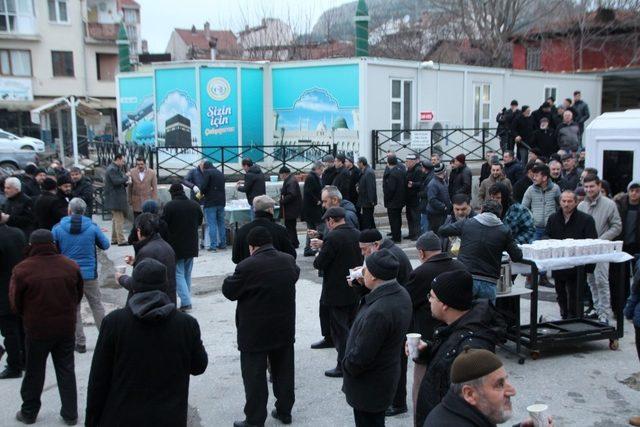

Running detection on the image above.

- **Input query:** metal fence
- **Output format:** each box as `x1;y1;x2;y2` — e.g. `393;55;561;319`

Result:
372;128;504;168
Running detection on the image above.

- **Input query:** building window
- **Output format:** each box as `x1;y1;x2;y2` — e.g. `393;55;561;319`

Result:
96;53;117;81
526;46;541;71
0;49;31;76
390;78;412;140
0;0;36;34
47;0;68;23
52;51;73;77
123;8;137;24
473;83;491;134
544;86;557;102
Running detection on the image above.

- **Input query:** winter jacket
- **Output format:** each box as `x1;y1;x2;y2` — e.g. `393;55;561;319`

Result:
616;194;640;253
378;238;413;286
578;193;622;241
119;233;177;304
448;165;472;199
624;265;640;328
419;170;434;213
513;114;536;145
20;174;40;199
128;216;169;246
232;211;296;264
85;290;207;427
342;280;412;413
33;191;67;230
357;165;377;208
313;223;363;307
503;160;523;185
2;191;34;238
183;167;207;201
162;194;203;260
407;163;427;207
347;165;361;206
322;165;337;187
127;167;158;213
479;162;491;186
280;174;302;220
562;167;581;191
573;99;590;126
333;166;351;201
302;171;323;223
222;244;299;352
72;176;94;216
543;208;597;279
0;224;25;315
556;122;580;152
383;165;406;209
522;181;561;228
512;176;532;204
439;213;523;280
237;165;266;206
10;243;83;340
440;211;476;252
53;215;110;281
341;199;360;230
414;300;505;426
103;162;129;212
478;175;512;205
425;389;496;427
502;202;535;244
405;253;466;342
201;167;226;208
426;176;451;216
530;128;559;158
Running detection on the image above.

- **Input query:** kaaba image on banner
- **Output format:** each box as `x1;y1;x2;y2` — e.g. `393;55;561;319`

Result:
165;114;192;148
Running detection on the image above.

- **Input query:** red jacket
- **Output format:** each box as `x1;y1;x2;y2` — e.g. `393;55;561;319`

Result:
10;243;83;340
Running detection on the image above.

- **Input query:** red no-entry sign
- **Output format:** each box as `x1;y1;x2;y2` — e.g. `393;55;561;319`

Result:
420;111;434;121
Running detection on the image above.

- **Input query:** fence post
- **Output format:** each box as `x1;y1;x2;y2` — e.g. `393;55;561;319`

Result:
332;143;337;157
482;129;486;160
221;148;225;175
371;130;377;169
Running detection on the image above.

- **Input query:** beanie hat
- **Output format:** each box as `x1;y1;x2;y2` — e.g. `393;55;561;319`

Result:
421;160;434;170
25;164;38;175
141;199;159;214
432;270;473;311
169;183;185;196
359;229;383;243
42;177;57;191
131;258;167;293
365;248;399;281
416;231;441;251
336;153;346;163
455;154;466;164
29;229;54;244
450;347;503;383
57;174;73;186
628;181;640;191
433;163;446;174
247;225;273;247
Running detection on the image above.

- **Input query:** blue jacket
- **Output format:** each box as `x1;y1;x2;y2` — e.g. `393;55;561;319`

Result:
426;176;451;216
53;215;110;280
624;260;640;328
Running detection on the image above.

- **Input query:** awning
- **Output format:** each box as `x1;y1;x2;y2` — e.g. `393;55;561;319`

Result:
0;98;53;112
30;97;103;124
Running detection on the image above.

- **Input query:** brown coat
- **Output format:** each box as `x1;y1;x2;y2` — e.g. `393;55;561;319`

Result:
128;167;158;212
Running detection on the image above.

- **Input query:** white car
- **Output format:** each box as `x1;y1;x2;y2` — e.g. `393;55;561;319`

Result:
0;129;45;152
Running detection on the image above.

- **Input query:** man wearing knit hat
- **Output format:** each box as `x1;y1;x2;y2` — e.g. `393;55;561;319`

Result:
448;154;472;200
414;270;504;427
358;228;413;416
405;154;425;240
342;249;412;427
426;163;451;232
33;177;63;230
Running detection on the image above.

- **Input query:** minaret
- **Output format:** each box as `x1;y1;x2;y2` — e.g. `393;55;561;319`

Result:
354;0;369;57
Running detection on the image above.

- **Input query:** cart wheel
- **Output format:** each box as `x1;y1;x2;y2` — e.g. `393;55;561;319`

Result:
609;339;619;350
518;358;525;365
530;350;541;360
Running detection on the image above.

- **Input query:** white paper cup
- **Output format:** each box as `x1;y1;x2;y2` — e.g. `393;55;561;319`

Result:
406;333;421;359
527;403;548;427
116;265;127;275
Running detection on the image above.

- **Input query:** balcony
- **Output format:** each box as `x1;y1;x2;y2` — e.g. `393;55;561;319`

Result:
85;22;119;44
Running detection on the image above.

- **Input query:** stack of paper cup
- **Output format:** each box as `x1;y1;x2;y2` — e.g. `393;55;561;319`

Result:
527;404;548;427
406;333;421;360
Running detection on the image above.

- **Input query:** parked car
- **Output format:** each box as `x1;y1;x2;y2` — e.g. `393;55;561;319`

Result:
0;129;45;152
0;149;39;173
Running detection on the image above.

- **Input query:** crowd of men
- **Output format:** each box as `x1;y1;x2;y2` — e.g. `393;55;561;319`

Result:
1;102;639;426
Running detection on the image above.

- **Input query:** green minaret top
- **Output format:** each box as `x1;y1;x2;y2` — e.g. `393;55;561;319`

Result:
117;22;132;72
354;0;369;57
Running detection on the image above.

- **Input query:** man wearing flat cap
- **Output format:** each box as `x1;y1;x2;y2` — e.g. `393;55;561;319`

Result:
313;206;363;378
414;270;505;427
86;258;208;426
426;348;553;426
342;249;412;427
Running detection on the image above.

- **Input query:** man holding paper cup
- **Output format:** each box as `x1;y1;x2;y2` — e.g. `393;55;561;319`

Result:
426;348;554;426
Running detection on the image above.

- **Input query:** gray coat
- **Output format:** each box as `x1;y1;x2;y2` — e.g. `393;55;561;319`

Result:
103;163;128;211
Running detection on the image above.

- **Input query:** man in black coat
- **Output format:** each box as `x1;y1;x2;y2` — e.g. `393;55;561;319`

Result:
70;167;94;217
448;154;472;200
20;165;42;199
502;150;523;185
162;184;203;311
302;162;324;256
232;195;296;265
414;271;505;427
342;249;412;427
0;222;26;379
543;190;598;319
561;153;582;191
1;177;35;238
357;157;377;230
53;174;73;226
313;207;363;377
321;154;337;186
616;181;640;256
529;118;558;159
405;154;426;240
345;157;361;209
87;259;208;427
223;227;300;427
33;178;63;230
513;106;536;162
118;213;177;304
332;154;351;202
201;161;227;251
513;161;536;204
383;154;406;243
236;159;266;216
279;166;302;249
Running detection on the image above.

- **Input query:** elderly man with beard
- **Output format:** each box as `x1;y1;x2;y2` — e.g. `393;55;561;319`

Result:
425;348;553;427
